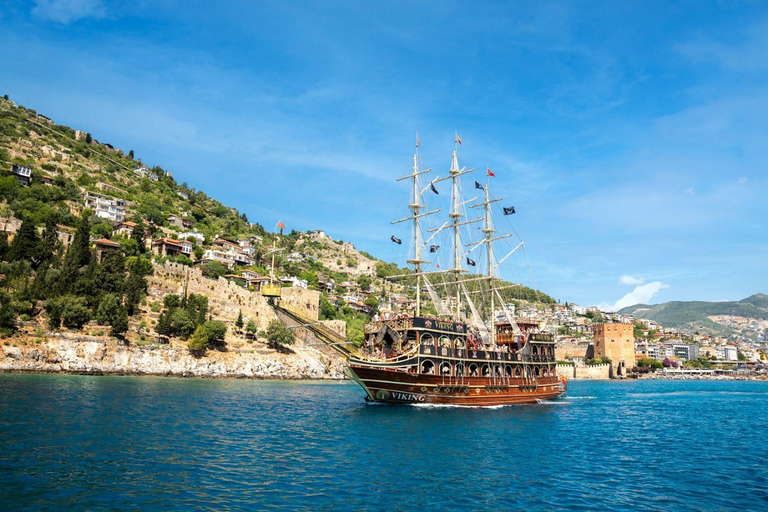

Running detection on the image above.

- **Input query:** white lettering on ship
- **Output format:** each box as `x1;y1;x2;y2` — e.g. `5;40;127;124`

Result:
391;392;426;402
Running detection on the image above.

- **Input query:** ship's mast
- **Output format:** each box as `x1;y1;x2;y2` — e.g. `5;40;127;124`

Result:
484;182;495;345
392;142;437;317
470;179;505;344
435;140;480;321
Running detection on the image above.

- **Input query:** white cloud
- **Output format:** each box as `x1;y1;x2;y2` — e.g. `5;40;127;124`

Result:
601;281;670;312
683;187;695;196
737;177;748;184
32;0;105;24
619;275;645;285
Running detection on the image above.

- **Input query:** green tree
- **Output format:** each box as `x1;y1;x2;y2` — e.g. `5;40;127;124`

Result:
8;219;38;264
61;215;92;292
60;295;91;329
130;223;146;253
85;133;92;144
187;320;227;352
0;233;8;261
110;306;129;337
245;319;258;337
124;265;147;316
170;308;195;339
96;293;122;325
97;251;126;295
364;294;379;314
128;149;134;159
35;219;60;268
0;291;17;335
235;309;244;330
357;274;372;291
319;296;336;320
265;319;295;350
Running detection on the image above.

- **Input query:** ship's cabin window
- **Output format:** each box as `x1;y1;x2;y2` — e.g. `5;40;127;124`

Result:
505;366;513;377
440;362;452;376
456;363;465;377
438;336;451;348
494;365;503;377
421;333;434;346
514;366;522;377
534;367;541;377
421;360;435;374
469;363;479;377
455;338;465;349
532;346;539;356
482;364;490;377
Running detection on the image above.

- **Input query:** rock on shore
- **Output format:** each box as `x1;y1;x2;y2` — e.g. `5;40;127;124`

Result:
0;334;346;380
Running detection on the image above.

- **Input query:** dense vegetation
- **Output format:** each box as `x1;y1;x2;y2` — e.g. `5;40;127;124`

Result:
0;213;150;337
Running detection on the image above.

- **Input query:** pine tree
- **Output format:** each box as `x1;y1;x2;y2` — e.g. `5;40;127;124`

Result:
128;149;134;159
110;306;129;337
65;215;92;269
85;133;92;144
97;251;126;296
60;215;92;294
131;223;146;253
156;310;172;336
236;309;244;330
0;233;8;261
9;219;38;263
124;266;147;316
35;219;60;268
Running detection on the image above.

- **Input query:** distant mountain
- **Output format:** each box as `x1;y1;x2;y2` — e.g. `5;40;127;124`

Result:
619;294;768;333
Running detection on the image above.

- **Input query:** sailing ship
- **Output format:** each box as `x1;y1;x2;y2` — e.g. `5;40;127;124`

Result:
344;134;566;405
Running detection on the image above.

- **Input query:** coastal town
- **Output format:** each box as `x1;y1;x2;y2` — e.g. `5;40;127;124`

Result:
0;103;768;379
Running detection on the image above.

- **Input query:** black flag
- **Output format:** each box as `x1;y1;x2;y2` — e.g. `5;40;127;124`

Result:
475;181;483;190
503;206;516;215
430;183;439;195
466;257;476;266
391;235;402;244
429;245;439;253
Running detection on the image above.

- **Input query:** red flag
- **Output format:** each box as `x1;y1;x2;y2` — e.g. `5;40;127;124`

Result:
487;168;495;177
416;133;421;147
277;221;285;230
456;134;462;145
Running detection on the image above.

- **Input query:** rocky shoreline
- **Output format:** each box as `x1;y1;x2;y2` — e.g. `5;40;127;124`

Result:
0;334;347;380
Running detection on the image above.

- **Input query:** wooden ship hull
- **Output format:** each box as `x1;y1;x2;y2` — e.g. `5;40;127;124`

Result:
347;366;564;406
347;316;566;406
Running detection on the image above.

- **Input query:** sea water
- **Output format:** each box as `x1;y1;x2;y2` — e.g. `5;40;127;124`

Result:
1;374;767;511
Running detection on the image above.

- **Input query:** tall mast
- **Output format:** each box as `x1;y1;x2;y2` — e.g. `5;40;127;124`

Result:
471;180;506;344
451;150;461;319
435;140;480;320
412;152;423;316
484;182;495;345
392;141;437;317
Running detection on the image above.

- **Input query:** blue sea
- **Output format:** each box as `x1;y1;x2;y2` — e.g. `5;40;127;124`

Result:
1;374;767;511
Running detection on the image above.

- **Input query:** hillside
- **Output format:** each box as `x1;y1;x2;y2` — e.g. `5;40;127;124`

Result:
0;94;559;351
619;294;768;334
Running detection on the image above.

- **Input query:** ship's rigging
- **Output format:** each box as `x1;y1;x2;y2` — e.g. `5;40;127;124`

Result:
387;134;536;343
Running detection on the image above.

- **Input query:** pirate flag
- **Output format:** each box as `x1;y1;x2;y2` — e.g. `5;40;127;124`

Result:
475;181;483;190
429;245;440;253
466;257;476;266
430;183;439;195
503;206;516;215
391;235;402;244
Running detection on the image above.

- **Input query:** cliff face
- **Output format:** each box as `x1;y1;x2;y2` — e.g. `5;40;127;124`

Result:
0;335;346;380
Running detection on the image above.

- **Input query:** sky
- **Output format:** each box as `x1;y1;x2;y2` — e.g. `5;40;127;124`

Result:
1;0;767;309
